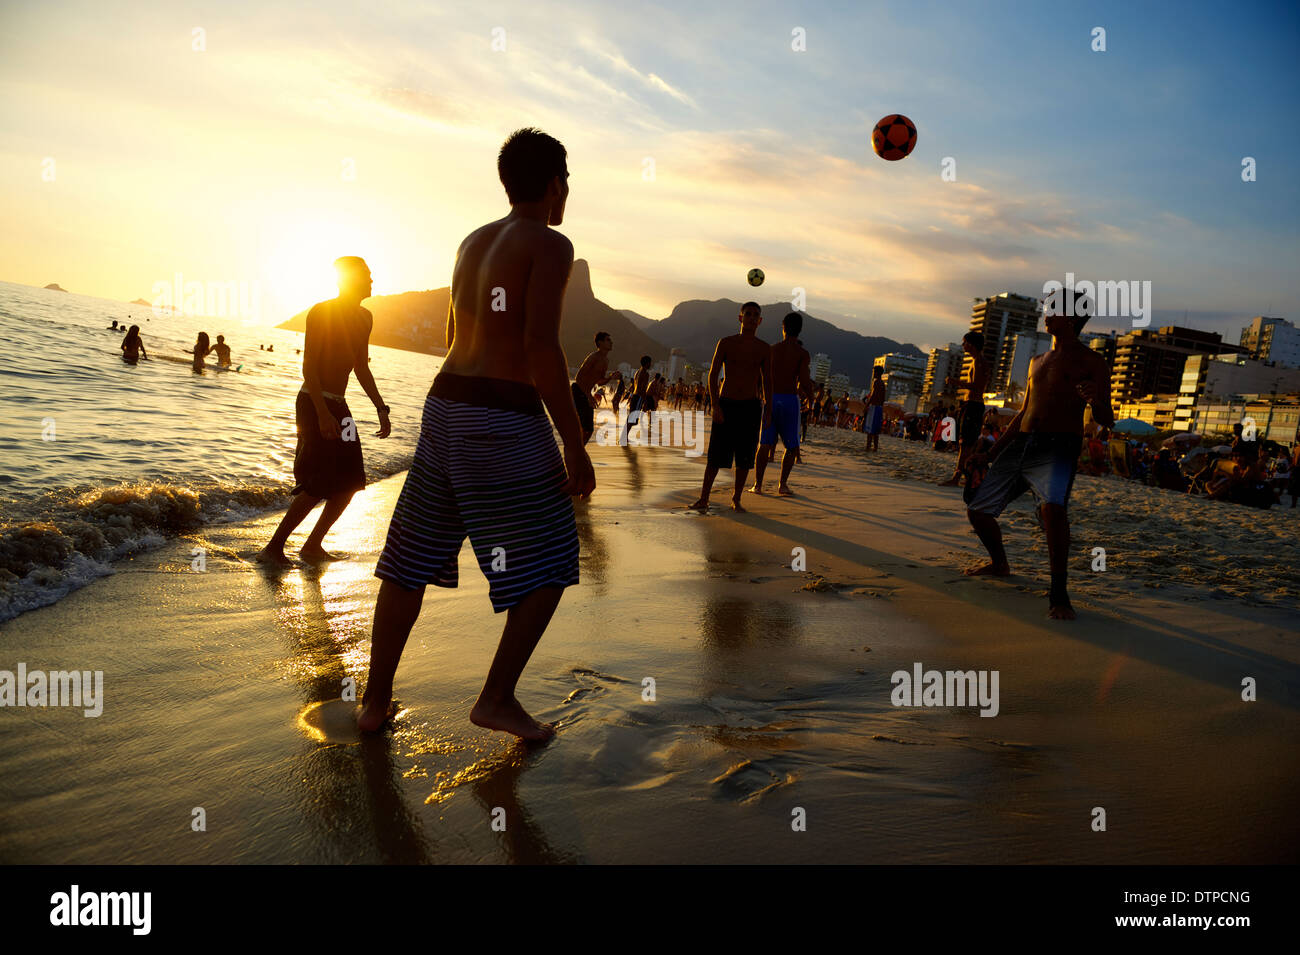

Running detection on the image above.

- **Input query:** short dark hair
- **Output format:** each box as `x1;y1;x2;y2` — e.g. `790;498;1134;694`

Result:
640;355;652;367
498;128;567;204
963;331;984;351
873;365;883;378
783;312;803;335
741;301;760;314
595;331;610;345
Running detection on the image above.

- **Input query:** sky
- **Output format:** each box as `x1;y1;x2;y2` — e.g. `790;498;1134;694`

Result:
1;0;1297;351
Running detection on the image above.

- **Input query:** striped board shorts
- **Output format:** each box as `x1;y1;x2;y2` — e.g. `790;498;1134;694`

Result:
375;373;579;612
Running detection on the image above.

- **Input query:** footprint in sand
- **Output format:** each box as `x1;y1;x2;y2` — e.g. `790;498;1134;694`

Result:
296;699;364;744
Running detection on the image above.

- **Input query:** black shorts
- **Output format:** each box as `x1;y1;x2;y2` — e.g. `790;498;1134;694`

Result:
957;400;985;449
292;391;366;499
707;398;762;470
571;382;594;433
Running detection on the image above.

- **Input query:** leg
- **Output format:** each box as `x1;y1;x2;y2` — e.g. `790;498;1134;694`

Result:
750;444;773;493
965;509;1011;575
255;492;321;565
731;467;750;510
358;579;426;731
299;490;356;561
778;447;797;494
470;585;564;741
1040;502;1074;619
690;464;720;509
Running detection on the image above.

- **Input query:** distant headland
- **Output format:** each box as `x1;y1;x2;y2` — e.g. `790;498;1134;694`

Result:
44;283;67;292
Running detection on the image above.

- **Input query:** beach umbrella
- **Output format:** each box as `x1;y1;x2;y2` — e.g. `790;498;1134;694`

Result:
1112;417;1157;435
1162;431;1201;448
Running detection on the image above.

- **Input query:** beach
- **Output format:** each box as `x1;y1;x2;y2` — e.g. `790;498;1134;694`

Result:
2;425;1296;864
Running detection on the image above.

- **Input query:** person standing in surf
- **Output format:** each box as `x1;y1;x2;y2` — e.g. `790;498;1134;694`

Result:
963;290;1115;619
688;302;772;512
750;311;812;496
255;256;391;566
359;128;595;742
572;331;617;444
120;325;147;363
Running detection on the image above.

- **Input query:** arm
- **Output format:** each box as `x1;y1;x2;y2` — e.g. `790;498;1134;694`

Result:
761;346;774;423
351;310;391;438
797;349;813;401
524;233;594;497
707;341;725;420
1082;353;1116;430
444;295;455;351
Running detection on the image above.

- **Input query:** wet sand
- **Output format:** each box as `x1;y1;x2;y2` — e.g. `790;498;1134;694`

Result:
1;427;1296;863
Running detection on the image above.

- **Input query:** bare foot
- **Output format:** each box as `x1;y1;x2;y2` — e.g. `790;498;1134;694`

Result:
686;498;710;511
777;485;795;496
964;562;1011;577
470;697;556;742
357;699;399;732
253;546;293;567
299;545;345;563
748;484;763;494
730;497;747;513
1048;602;1076;620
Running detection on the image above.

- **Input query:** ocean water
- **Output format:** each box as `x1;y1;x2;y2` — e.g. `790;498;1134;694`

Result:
0;281;440;621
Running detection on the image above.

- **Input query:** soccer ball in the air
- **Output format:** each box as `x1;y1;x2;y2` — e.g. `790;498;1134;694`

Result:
747;268;765;287
871;114;917;161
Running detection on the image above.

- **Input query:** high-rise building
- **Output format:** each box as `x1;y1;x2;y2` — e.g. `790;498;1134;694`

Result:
826;372;851;394
966;293;1041;392
922;343;963;404
873;352;926;402
667;347;687;380
1110;326;1244;405
810;353;832;384
1174;352;1300;431
1240;317;1300;369
1080;330;1118;372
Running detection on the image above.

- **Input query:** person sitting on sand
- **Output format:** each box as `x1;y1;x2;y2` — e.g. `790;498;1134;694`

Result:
963;290;1115;620
751;312;812;497
211;334;233;367
572;331;617;444
255;256;391;566
120;325;146;363
359;127;594;742
689;302;772;512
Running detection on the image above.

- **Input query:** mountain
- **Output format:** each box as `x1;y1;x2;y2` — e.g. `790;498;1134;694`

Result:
647;299;924;388
275;259;667;366
619;308;658;332
44;283;67;292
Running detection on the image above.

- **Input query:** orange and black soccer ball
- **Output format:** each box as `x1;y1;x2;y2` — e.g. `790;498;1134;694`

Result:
871;114;917;161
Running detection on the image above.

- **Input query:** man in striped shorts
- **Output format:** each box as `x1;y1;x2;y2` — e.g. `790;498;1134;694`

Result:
359;128;595;742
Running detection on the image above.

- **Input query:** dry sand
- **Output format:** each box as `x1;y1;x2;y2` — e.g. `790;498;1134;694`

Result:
0;423;1296;864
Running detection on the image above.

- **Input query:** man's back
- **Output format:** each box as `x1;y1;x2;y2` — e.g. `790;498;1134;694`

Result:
770;338;808;395
305;299;370;394
443;216;571;383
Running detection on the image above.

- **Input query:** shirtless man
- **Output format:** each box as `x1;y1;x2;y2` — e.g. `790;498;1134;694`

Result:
360;128;594;741
255;257;390;565
941;331;990;485
572;331;616;444
751;312;812;496
211;334;233;367
963;290;1115;619
624;355;652;443
688;302;772;512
